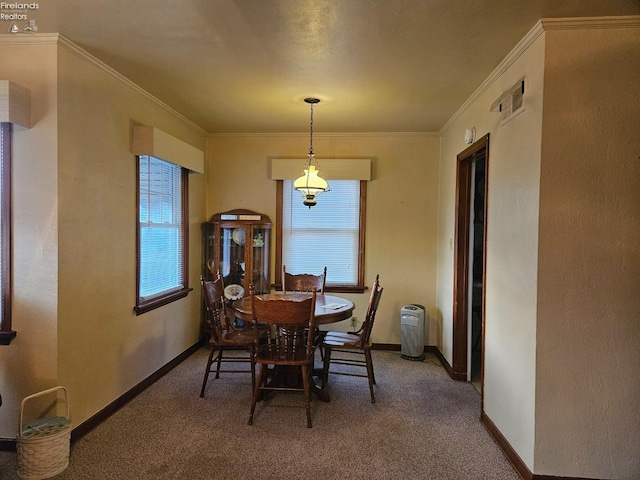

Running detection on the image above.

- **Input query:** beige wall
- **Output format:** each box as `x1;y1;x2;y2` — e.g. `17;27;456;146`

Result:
0;37;207;438
0;41;60;438
535;25;640;478
438;29;545;469
438;18;640;478
207;133;441;346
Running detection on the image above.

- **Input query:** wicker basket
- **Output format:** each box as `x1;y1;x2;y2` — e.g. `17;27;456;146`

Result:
17;386;71;480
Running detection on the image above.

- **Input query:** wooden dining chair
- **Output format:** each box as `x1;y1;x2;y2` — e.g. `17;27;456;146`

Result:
321;274;383;403
199;273;255;398
282;265;327;294
283;265;327;358
248;286;318;428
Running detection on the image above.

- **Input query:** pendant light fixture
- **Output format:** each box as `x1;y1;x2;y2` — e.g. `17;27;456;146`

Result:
294;98;329;208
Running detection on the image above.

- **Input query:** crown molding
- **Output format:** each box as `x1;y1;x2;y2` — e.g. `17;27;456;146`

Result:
440;15;640;134
439;21;544;134
540;15;640;30
207;131;438;138
0;33;206;135
55;34;206;135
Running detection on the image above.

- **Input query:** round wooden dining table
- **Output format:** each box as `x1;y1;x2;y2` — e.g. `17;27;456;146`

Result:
232;293;355;402
233;293;355;325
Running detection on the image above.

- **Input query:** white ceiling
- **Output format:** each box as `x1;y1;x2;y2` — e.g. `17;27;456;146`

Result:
10;0;640;133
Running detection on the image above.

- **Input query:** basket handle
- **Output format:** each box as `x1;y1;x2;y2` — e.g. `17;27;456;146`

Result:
19;386;69;433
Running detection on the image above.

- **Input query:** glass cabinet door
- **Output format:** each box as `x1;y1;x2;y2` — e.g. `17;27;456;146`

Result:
202;223;215;279
220;226;246;292
251;227;270;294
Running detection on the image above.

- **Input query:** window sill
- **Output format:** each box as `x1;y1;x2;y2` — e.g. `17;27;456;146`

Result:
0;330;17;345
134;287;193;315
325;285;366;294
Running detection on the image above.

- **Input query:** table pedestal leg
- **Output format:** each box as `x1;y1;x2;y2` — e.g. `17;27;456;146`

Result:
258;366;331;402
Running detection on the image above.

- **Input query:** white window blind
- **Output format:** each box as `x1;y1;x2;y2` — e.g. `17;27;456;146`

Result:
138;155;184;300
283;180;360;286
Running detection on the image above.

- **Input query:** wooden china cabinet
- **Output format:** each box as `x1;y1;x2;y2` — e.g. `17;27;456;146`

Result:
201;209;272;301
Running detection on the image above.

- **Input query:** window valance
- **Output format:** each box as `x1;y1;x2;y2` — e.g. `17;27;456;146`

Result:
132;125;204;173
0;80;31;128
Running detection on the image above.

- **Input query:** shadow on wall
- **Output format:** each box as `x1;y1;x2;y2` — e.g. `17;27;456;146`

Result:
1;303;58;439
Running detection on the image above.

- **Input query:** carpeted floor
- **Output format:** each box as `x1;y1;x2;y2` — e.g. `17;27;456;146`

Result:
0;348;519;479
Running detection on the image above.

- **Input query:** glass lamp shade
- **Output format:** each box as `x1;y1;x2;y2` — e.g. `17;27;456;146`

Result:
294;165;328;207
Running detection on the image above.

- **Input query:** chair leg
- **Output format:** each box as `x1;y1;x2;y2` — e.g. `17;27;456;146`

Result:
371;362;376;385
301;364;312;428
215;346;224;378
315;328;326;361
321;346;332;387
200;345;216;398
249;345;256;391
248;363;266;426
364;349;376;404
367;349;376;385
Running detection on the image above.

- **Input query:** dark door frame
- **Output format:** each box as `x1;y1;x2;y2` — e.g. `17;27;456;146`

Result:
452;134;489;384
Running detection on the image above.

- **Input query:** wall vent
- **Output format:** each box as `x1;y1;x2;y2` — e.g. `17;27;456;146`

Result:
490;78;525;124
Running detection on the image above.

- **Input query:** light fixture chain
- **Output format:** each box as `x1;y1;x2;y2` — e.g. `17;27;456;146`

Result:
309;102;314;156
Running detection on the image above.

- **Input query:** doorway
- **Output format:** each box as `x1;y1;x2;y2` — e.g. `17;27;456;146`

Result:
452;134;489;396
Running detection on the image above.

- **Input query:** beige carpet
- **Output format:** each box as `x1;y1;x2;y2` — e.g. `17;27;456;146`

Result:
0;348;519;479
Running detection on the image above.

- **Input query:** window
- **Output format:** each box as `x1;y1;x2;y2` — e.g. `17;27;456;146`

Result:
0;123;15;344
135;155;190;314
276;179;366;293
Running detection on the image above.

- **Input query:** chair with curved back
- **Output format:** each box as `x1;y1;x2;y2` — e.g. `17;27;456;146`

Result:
282;265;327;294
321;274;383;403
283;265;327;357
248;286;318;428
200;272;255;398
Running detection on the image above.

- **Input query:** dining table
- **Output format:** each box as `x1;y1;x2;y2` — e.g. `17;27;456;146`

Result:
233;293;355;402
233;293;354;325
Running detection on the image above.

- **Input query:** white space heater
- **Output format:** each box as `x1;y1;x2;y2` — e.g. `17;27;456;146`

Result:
400;304;426;361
